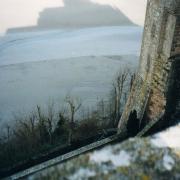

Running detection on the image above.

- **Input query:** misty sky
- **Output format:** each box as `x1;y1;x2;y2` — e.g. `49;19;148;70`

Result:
0;0;147;34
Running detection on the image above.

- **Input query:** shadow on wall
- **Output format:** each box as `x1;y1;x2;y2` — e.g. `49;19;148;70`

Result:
6;0;135;33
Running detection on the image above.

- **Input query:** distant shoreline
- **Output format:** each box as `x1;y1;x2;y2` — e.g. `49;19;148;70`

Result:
6;25;139;35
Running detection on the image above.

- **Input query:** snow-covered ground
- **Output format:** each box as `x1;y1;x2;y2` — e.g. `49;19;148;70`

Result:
151;123;180;148
0;26;143;126
0;26;142;66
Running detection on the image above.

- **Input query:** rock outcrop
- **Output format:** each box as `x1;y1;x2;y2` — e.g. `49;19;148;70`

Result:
118;0;180;134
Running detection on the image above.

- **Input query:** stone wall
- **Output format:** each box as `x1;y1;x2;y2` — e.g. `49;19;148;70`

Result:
118;0;180;133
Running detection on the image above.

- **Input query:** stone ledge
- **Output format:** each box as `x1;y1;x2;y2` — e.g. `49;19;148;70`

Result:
28;124;180;180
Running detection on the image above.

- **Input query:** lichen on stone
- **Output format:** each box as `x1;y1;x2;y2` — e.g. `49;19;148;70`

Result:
29;124;180;180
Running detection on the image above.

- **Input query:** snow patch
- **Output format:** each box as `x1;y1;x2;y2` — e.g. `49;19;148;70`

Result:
151;123;180;148
163;154;175;171
69;168;96;180
90;146;131;167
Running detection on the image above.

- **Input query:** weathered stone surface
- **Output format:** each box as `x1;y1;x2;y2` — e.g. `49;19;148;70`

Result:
118;0;180;133
28;124;180;180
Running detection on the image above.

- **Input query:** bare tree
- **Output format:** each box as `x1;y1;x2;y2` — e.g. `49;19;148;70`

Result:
130;72;136;91
46;102;55;144
5;124;11;142
65;96;82;145
37;105;48;144
112;68;129;126
97;99;106;118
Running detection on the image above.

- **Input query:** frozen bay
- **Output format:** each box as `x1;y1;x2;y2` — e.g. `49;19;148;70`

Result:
0;26;142;125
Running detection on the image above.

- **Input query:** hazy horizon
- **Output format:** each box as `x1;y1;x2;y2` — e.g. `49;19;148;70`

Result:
0;0;147;34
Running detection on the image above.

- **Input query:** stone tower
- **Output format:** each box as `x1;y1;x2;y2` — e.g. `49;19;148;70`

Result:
118;0;180;133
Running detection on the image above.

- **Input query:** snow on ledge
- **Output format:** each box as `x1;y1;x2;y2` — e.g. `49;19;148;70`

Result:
151;123;180;148
69;168;96;180
163;154;175;171
90;146;131;167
